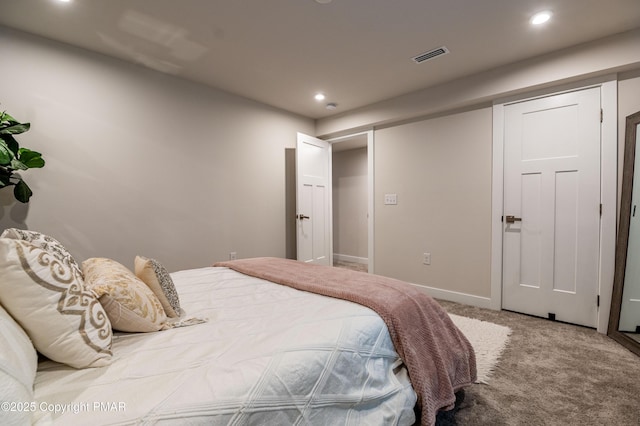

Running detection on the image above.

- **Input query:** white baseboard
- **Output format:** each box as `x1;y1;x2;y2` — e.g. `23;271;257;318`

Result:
408;282;494;310
333;254;368;265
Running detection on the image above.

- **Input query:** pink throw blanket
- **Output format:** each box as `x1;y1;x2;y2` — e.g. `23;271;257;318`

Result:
214;257;476;426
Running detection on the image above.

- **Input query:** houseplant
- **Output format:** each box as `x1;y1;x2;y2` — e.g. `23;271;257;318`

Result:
0;110;45;203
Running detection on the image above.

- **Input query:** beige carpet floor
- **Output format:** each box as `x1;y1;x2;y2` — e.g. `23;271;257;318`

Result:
330;263;639;424
437;300;640;426
334;260;368;272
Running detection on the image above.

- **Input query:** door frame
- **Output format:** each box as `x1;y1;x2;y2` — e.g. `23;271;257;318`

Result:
490;76;617;333
328;130;375;273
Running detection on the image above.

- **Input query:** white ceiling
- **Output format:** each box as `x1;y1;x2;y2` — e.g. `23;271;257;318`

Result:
1;0;639;119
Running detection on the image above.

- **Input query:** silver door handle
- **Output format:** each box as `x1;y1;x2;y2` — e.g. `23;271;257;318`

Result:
505;215;522;224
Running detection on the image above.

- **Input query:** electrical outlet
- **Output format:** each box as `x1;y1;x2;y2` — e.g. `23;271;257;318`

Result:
423;252;431;265
229;252;237;260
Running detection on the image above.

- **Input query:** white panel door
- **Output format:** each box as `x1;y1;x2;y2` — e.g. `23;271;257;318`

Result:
296;133;331;265
503;87;601;328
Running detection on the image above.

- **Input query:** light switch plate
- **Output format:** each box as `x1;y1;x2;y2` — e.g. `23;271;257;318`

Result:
384;194;397;205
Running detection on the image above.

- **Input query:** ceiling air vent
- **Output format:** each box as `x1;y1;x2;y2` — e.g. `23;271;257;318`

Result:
411;46;449;64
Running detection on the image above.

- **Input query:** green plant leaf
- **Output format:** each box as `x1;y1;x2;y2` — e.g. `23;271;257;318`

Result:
0;110;42;203
0;167;12;188
13;179;32;203
0;111;18;122
0;141;13;165
11;158;27;170
0;134;20;155
18;148;45;168
0;111;17;127
0;122;30;135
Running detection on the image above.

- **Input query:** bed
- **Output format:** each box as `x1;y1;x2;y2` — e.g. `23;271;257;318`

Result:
0;230;476;426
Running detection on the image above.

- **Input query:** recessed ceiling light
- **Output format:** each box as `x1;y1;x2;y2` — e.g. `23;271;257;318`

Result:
531;11;552;25
314;93;326;101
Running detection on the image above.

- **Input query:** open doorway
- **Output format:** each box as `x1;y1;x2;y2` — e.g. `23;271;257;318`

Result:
330;132;373;273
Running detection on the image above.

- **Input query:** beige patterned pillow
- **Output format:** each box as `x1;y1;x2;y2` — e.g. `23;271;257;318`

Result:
135;256;181;318
0;239;113;368
82;258;167;333
1;228;83;279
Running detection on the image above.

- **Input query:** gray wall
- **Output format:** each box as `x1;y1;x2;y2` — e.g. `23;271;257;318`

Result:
374;108;492;297
332;147;367;260
369;72;640;300
324;31;640;302
0;28;314;272
619;72;640;203
2;25;639;304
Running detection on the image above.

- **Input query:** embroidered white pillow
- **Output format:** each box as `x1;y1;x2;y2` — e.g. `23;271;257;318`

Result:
0;228;83;279
82;258;167;333
135;256;181;318
0;239;113;369
0;304;38;426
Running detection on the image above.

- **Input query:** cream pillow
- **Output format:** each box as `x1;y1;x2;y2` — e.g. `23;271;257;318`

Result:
83;258;167;332
0;239;113;369
0;304;38;426
135;256;181;318
0;228;83;279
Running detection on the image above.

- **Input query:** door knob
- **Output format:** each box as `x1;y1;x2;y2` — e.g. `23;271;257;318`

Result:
297;214;310;220
505;215;522;224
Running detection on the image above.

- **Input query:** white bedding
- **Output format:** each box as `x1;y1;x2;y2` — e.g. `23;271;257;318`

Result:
33;266;417;425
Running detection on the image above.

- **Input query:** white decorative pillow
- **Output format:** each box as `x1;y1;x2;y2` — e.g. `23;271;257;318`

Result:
0;304;38;426
0;239;113;369
135;256;181;318
0;228;83;279
82;258;167;333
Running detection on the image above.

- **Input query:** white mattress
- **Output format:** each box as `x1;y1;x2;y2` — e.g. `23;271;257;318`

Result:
33;266;417;425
